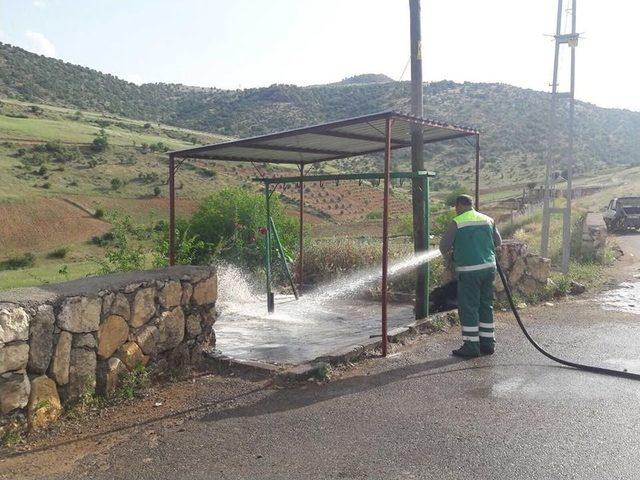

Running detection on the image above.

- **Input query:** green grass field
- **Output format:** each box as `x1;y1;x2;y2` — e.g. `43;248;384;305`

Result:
0;260;96;290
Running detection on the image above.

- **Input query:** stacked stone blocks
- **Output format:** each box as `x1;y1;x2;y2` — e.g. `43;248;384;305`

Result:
495;240;551;297
0;266;217;431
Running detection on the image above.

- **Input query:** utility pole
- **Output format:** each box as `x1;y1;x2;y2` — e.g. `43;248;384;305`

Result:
409;0;427;319
540;0;578;274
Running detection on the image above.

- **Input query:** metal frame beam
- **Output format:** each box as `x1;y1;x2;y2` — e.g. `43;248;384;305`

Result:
252;171;435;185
169;154;176;266
475;134;481;209
242;143;349;157
381;118;393;357
298;164;304;292
168;110;478;163
314;130;411;147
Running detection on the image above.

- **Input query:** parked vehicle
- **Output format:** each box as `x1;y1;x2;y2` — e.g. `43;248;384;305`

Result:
603;197;640;232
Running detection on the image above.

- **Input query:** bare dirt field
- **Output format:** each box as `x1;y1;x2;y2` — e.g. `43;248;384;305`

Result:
0;196;200;259
0;198;110;257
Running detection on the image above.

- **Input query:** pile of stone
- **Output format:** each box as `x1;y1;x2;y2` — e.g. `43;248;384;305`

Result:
581;212;608;262
495;240;551;297
0;266;217;432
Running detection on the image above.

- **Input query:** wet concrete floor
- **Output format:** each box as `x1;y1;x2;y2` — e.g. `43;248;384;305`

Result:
215;297;414;364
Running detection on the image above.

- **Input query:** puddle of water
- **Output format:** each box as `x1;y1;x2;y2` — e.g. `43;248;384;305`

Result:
602;358;640;371
214;250;441;364
491;376;526;396
596;282;640;315
472;372;636;400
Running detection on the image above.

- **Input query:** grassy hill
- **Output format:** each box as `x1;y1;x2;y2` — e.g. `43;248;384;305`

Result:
2;42;640;191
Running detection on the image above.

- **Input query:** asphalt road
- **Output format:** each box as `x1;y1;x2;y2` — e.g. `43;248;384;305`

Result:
4;233;640;480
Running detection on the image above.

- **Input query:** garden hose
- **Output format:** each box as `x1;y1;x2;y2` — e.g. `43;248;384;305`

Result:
496;262;640;381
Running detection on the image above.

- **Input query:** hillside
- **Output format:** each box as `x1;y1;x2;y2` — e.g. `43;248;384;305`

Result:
2;42;640;191
1;41;640;290
0;97;410;263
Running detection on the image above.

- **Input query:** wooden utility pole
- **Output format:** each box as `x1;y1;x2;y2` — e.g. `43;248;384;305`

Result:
409;0;427;319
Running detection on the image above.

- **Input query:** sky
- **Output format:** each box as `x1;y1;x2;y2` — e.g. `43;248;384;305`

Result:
1;0;639;112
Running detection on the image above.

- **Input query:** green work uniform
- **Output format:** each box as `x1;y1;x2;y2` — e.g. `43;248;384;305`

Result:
439;209;501;351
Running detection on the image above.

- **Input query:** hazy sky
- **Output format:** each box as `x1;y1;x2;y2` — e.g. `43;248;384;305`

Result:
1;0;638;111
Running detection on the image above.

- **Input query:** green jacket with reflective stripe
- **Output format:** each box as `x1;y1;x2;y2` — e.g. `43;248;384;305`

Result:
452;209;497;272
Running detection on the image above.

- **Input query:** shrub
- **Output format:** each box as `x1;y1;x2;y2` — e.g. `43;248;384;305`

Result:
149;141;168;153
432;208;457;235
189;186;299;270
114;363;150;400
300;238;441;296
302;238;385;281
153;186;161;197
47;247;69;259
152;220;211;268
397;208;457;237
41;182;51;189
94;207;105;219
90;231;115;246
110;178;123;190
91;129;109;152
0;252;36;271
137;172;159;184
96;214;145;274
444;187;469;207
365;209;383;220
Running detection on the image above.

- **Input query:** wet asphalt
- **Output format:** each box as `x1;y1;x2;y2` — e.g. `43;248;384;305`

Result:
54;296;640;480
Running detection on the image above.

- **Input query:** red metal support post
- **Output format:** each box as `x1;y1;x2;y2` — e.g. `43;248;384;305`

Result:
475;134;480;210
298;163;304;292
381;118;393;357
168;154;176;266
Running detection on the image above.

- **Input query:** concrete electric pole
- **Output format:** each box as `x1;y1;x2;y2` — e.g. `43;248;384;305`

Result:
540;0;579;273
409;0;428;319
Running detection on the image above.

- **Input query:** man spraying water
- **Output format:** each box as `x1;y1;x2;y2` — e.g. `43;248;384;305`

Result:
439;195;502;358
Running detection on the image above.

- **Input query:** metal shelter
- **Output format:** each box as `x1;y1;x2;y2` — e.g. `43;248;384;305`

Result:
168;111;480;356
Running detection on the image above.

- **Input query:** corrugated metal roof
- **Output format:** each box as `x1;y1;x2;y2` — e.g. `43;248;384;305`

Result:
169;111;478;165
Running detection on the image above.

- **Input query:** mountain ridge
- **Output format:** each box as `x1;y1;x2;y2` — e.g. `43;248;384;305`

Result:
2;41;640;186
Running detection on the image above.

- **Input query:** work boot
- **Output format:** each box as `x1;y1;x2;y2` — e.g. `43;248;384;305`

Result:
480;343;495;355
452;342;480;358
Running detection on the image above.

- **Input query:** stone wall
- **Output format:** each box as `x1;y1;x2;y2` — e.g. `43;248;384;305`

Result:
495;240;551;297
0;266;216;430
580;212;607;262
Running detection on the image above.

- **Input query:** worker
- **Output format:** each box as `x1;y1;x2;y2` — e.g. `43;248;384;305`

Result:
439;194;502;358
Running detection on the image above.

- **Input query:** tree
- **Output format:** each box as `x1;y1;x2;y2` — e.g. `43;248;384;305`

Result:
189;186;299;269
